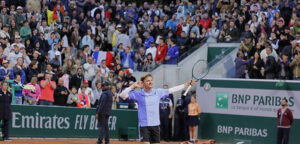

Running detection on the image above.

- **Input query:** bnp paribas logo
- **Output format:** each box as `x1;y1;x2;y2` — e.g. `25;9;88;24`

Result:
216;92;229;109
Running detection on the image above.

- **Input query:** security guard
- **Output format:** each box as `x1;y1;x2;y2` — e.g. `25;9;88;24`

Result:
96;82;113;144
0;81;12;141
159;96;173;141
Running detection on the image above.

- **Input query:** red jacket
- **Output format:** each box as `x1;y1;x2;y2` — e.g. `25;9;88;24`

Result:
199;18;212;30
277;108;293;127
155;44;168;62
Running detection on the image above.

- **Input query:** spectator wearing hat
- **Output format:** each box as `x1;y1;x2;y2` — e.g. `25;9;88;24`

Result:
290;49;300;80
96;81;113;144
112;24;122;48
124;69;136;88
165;38;179;64
54;77;69;106
0;60;11;81
15;6;26;27
78;80;94;107
240;35;255;59
7;44;23;67
48;43;62;66
40;73;57;105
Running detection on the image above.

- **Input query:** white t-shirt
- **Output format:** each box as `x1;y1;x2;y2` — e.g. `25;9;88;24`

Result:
146;47;157;60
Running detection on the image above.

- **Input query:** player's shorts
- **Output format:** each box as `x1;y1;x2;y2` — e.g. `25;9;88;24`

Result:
139;126;160;143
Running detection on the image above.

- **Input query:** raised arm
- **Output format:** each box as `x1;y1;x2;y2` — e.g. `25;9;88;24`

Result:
168;80;195;94
119;81;142;100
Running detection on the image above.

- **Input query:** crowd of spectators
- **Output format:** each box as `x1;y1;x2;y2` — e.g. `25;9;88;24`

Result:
0;0;208;107
231;0;300;80
1;0;300;107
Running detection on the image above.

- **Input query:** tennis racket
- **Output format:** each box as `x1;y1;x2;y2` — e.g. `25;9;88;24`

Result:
184;59;209;96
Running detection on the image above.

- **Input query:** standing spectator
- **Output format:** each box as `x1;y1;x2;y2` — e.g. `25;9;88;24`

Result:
177;31;188;55
277;98;293;144
15;6;26;27
277;54;292;80
155;38;168;65
83;56;97;83
128;20;137;41
226;20;239;42
240;35;255;58
0;7;11;26
207;21;220;43
165;38;179;64
7;44;22;67
12;74;23;104
145;42;157;60
81;29;94;54
120;47;135;70
0;82;12;142
23;76;41;105
135;47;146;71
54;78;69;106
143;32;154;49
40;73;57;105
91;79;102;108
247;52;264;79
96;82;113;144
116;29;131;51
263;55;277;79
289;50;300;80
69;67;84;89
235;51;250;78
165;14;178;32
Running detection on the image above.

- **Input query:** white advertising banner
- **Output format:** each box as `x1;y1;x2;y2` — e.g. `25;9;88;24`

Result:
197;85;300;119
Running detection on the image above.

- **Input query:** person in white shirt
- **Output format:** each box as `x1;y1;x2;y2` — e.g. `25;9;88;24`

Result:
100;60;110;78
146;42;157;60
7;44;22;68
83;56;97;82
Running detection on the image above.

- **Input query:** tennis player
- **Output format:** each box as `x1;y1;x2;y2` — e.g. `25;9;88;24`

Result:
120;74;195;144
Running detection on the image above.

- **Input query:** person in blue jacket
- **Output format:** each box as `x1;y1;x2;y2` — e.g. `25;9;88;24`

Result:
165;38;179;64
0;60;12;81
120;47;135;69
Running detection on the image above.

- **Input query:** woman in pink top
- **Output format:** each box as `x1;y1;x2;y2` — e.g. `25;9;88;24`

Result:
22;77;41;105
